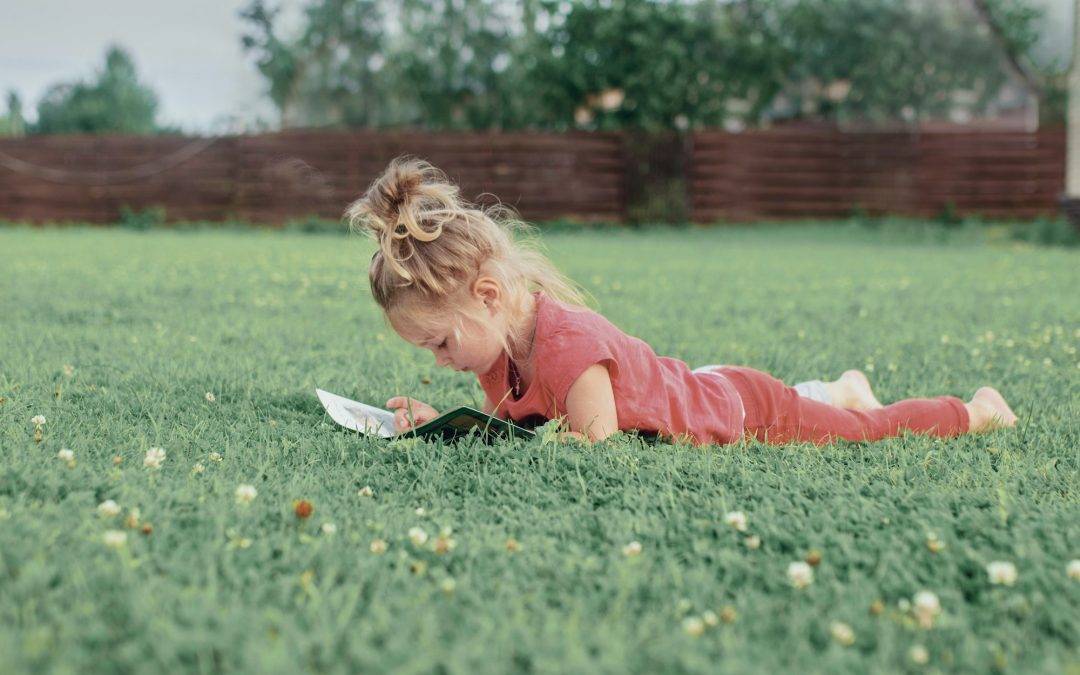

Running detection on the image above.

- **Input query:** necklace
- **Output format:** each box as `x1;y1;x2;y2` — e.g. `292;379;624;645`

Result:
508;301;537;400
508;357;523;399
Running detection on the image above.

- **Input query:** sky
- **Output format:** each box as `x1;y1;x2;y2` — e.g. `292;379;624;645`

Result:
0;0;304;133
0;0;1074;134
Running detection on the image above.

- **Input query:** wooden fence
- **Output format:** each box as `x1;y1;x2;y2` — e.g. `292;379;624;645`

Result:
0;131;625;224
0;128;1066;225
689;128;1065;221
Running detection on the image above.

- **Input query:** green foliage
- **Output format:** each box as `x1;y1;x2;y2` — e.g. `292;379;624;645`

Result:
241;0;1051;131
33;46;161;135
1010;216;1080;248
979;0;1051;70
390;0;528;129
117;205;167;231
779;0;1013;123
283;214;348;234
0;91;26;137
1;226;1078;673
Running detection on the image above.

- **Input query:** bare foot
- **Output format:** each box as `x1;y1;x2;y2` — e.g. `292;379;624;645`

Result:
965;387;1018;432
826;370;884;411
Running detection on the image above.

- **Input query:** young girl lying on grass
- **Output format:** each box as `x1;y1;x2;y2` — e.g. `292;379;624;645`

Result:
346;157;1017;446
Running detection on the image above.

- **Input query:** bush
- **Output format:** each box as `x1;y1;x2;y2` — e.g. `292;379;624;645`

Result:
284;215;347;235
117;205;167;231
1010;216;1080;248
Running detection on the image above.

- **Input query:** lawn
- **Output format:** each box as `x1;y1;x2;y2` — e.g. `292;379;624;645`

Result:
1;223;1078;674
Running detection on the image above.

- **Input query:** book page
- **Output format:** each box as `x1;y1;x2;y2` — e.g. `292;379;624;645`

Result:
316;389;396;437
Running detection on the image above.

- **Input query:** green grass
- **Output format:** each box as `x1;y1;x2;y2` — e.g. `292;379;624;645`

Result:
1;224;1078;674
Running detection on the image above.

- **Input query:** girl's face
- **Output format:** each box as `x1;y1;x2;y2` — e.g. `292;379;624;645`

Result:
391;298;507;375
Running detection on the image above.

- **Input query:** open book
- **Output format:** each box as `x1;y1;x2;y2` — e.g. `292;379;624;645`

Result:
316;389;535;443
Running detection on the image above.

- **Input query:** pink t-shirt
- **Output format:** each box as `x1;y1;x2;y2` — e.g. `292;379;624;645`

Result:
478;292;746;446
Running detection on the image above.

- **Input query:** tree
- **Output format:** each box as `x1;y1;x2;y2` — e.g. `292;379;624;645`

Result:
769;0;1053;125
390;0;528;129
241;0;1053;131
33;46;161;135
0;91;26;137
522;0;805;130
241;0;530;129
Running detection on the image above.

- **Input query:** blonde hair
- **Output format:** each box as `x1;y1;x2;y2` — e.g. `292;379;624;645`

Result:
345;156;586;355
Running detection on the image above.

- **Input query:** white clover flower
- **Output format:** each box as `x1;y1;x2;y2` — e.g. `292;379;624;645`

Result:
209;452;223;462
830;622;855;646
97;500;122;518
57;449;74;462
787;561;814;589
1068;560;1080;581
702;610;720;627
205;392;216;402
724;511;748;532
358;486;374;497
622;541;643;557
414;507;426;517
913;590;941;629
909;645;930;665
31;415;46;426
63;365;75;376
143;447;166;469
408;527;428;546
321;522;337;535
440;577;457;594
192;462;205;474
235;484;258;505
913;590;940;615
744;535;761;549
682;616;705;637
103;530;127;549
370;538;388;554
987;561;1018;586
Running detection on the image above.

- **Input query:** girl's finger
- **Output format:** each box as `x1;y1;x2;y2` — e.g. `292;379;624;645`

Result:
394;408;412;432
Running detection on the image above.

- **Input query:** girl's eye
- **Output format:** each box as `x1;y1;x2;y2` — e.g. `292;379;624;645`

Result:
437;339;447;349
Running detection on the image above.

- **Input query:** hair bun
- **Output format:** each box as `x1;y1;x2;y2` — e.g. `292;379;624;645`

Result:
346;156;462;283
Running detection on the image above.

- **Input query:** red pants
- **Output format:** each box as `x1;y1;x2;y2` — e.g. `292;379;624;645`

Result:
714;366;969;445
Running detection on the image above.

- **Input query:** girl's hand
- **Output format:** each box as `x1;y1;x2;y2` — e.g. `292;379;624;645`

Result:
385;397;440;434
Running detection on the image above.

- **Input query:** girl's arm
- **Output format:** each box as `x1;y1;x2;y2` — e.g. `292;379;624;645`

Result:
563;363;619;442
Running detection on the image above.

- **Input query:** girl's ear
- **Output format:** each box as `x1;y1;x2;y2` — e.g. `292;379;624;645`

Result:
472;276;502;312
